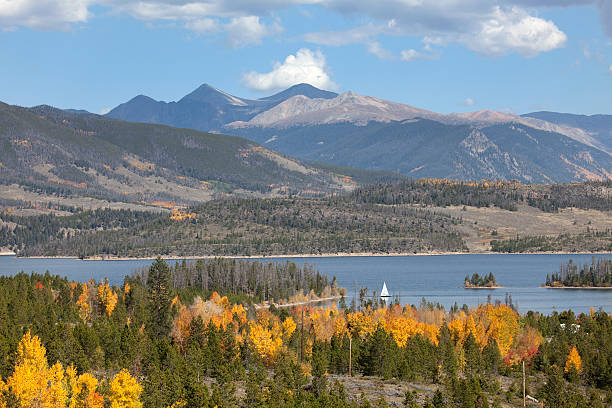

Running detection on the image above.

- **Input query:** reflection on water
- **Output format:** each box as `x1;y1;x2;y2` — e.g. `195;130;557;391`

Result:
1;253;610;314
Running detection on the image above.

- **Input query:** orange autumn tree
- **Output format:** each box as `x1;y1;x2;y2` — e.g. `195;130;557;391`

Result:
109;369;143;408
565;346;582;374
171;293;239;352
505;326;542;366
6;331;67;408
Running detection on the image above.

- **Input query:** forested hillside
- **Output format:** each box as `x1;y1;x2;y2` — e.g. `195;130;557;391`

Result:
6;196;466;257
0;259;609;407
0;102;354;211
351;179;612;213
2;179;610;257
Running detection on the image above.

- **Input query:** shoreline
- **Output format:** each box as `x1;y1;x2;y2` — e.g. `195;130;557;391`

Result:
541;286;612;290
13;250;612;261
464;286;506;289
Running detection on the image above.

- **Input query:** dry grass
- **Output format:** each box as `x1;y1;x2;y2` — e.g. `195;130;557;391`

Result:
432;204;612;252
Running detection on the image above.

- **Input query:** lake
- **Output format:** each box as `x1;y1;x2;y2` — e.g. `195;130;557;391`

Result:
1;253;610;314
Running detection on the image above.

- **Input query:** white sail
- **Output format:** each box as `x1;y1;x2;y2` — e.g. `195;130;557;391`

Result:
380;281;390;298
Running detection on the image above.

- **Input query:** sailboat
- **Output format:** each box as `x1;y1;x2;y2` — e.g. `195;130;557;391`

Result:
380;282;390;299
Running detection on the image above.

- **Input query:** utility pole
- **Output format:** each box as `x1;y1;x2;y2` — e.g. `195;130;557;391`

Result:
300;305;304;363
523;360;526;408
349;336;352;377
353;280;357;312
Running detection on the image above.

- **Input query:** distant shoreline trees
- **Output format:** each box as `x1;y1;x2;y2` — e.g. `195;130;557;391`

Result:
464;272;499;288
545;258;612;288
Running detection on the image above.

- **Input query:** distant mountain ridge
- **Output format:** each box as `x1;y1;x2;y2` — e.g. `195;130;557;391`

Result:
230;119;612;183
102;83;612;182
107;83;338;131
522;111;612;153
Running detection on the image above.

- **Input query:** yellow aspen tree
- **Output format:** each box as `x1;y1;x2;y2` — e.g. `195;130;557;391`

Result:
421;323;440;346
44;362;67;408
66;364;78;401
109;369;143;408
97;282;118;317
231;304;247;325
7;331;68;408
281;316;296;340
483;304;519;357
346;312;374;338
0;377;7;408
447;317;467;345
565;346;582;374
77;283;91;321
248;322;282;363
69;373;104;408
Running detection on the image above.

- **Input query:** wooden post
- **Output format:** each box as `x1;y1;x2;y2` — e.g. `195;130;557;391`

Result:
523;360;526;408
349;336;352;377
300;305;304;363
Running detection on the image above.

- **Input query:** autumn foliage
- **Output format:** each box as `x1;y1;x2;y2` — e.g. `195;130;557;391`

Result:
6;330;67;408
97;281;119;317
504;325;542;366
109;369;143;408
0;331;142;408
565;346;583;374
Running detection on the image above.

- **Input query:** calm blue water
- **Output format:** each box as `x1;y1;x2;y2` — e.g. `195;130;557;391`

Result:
1;254;610;314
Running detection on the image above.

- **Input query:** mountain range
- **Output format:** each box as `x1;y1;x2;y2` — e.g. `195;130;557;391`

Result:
107;83;338;132
0;102;368;211
106;83;612;183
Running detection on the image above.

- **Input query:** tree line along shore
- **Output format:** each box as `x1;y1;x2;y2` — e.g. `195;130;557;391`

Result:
461;258;612;290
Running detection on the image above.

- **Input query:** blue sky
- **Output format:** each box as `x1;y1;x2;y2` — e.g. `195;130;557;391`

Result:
0;1;610;115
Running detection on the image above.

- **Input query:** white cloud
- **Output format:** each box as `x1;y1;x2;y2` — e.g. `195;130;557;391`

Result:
609;64;612;75
366;41;393;60
224;16;281;48
0;0;90;30
242;48;338;92
400;48;438;62
464;98;476;107
184;18;218;33
460;7;567;57
1;0;607;55
304;3;567;57
99;107;111;115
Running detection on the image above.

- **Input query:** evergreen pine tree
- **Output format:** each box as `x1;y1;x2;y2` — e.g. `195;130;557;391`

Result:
146;258;173;338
